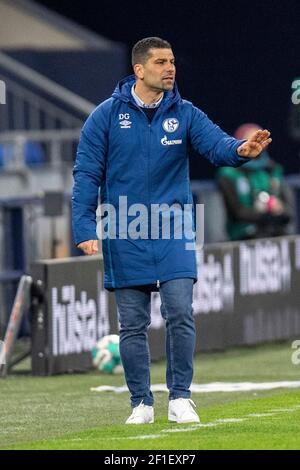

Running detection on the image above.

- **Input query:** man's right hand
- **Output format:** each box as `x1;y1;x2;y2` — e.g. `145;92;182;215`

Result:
77;240;99;255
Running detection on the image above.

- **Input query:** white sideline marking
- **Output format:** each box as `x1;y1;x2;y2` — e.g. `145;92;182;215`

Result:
52;403;300;446
118;406;300;441
61;405;300;444
268;408;297;413
91;381;300;394
215;418;246;423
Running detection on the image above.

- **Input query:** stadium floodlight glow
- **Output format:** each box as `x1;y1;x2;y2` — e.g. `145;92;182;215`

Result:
0;80;6;104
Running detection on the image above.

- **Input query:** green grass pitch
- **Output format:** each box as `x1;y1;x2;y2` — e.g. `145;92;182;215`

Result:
1;341;300;450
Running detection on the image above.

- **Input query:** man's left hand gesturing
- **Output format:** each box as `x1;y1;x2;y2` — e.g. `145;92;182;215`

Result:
237;129;272;158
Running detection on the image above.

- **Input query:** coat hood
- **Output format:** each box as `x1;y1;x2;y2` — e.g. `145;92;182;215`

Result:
111;74;182;107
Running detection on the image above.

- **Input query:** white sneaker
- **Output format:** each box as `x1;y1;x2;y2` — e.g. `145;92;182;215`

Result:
126;402;154;424
168;398;200;424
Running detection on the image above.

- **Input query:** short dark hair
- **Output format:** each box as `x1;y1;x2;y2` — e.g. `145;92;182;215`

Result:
131;37;172;67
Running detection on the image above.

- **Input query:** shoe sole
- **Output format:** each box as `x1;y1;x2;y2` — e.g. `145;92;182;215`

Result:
126;419;154;424
168;414;200;424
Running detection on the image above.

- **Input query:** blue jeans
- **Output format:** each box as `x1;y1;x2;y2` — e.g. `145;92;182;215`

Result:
115;278;196;408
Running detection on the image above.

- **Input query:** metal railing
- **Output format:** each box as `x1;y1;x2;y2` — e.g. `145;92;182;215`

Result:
0;128;81;168
0;51;95;121
0;74;84;132
0;52;95;168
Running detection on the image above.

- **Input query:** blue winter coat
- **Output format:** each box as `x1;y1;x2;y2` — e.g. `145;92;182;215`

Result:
72;75;247;290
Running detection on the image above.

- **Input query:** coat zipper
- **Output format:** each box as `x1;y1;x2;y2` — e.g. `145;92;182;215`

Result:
147;122;160;289
129;101;161;288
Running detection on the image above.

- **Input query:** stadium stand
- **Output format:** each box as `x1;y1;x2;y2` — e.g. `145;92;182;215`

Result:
0;0;127;334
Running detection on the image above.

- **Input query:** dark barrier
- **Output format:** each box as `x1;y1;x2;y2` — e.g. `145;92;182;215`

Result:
31;235;300;375
31;257;118;375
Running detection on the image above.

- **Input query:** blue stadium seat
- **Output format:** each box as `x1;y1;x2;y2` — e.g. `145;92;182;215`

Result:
24;141;46;166
0;144;4;168
0;141;46;169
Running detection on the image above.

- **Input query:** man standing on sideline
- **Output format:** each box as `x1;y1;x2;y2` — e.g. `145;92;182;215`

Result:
72;37;271;424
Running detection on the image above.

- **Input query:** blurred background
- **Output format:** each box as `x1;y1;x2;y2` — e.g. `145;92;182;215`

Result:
0;0;300;358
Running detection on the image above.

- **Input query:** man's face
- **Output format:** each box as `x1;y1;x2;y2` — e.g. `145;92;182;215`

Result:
136;48;176;92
